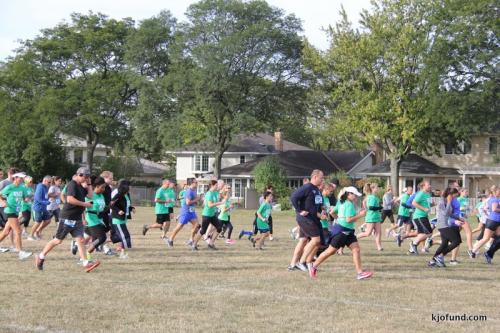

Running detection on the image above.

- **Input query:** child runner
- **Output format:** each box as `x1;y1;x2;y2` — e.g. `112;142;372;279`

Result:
382;185;396;237
309;186;373;280
357;183;383;251
252;191;273;250
193;180;223;250
110;180;133;259
395;187;414;246
218;189;235;245
84;176;108;260
35;167;99;272
0;172;32;259
318;183;334;255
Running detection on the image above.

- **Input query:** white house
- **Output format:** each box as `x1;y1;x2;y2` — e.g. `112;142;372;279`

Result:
59;134;111;165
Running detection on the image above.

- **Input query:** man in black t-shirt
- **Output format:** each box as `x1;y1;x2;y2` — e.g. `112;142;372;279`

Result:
35;167;100;272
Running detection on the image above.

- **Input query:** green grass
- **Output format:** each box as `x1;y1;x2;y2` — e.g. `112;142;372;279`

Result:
0;208;498;333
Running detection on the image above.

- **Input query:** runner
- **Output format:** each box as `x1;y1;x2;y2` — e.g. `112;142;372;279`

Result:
19;176;34;238
471;185;500;263
83;176;108;260
28;175;52;240
395;186;414;247
218;189;236;245
382;185;396;237
47;176;63;224
309;186;373;280
110;180;133;259
408;181;435;255
142;179;173;240
0;172;32;259
252;191;273;250
192;180;223;250
35;167;99;272
357;183;383;251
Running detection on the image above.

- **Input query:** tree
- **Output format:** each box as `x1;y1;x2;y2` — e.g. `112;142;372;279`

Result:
253;157;288;198
168;0;304;178
303;0;498;191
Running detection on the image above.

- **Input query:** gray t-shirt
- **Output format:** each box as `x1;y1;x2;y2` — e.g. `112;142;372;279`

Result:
0;179;12;208
382;192;393;210
435;198;452;229
47;185;62;211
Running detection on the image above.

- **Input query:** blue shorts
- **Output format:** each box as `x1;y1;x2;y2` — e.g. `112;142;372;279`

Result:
179;212;197;225
258;228;270;234
34;210;51;222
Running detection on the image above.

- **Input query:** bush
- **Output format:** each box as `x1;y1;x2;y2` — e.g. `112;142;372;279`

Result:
254;157;288;199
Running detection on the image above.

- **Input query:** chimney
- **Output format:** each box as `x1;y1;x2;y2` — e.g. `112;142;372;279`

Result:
274;130;283;152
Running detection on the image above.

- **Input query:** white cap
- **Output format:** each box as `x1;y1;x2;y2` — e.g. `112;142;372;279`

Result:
12;172;26;178
344;186;362;196
402;188;407;193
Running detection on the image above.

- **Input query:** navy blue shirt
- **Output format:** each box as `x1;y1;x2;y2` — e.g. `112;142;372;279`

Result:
33;183;50;212
291;183;322;223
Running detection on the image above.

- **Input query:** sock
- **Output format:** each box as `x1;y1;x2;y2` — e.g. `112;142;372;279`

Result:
39;253;45;259
83;260;89;266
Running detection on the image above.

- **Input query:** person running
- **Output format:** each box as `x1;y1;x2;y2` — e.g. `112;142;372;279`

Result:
110;180;133;259
20;176;34;238
428;188;465;267
471;195;488;243
317;183;335;256
357;183;384;251
382;185;396;237
99;171;114;255
193;180;223;250
218;189;235;245
166;179;200;248
0;167;19;233
47;176;63;225
83;176;108;260
288;170;324;273
0;172;32;259
28;175;52;241
453;188;475;258
408;181;435;255
252;191;273;250
35;167;99;272
309;186;373;280
252;185;275;240
471;186;500;263
395;186;414;247
143;179;173;239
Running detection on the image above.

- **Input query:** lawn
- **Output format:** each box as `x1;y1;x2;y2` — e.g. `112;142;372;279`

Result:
0;208;497;333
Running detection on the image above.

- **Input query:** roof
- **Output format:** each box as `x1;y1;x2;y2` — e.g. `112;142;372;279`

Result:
59;134;110;150
323;150;373;173
173;133;311;154
138;158;168;175
358;154;459;176
219;150;340;178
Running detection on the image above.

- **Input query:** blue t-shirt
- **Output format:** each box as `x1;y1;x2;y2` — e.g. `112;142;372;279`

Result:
180;188;197;215
487;197;500;222
33;183;50;212
448;197;461;227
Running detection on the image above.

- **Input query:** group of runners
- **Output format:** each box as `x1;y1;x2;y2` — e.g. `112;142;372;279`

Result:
0;166;498;280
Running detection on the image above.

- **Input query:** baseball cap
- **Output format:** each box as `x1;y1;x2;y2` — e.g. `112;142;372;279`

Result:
12;172;26;178
76;167;91;176
344;186;362;196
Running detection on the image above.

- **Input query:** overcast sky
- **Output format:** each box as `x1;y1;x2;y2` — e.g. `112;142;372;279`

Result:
0;0;372;60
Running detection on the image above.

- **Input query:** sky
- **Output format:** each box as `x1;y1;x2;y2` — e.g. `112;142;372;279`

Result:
0;0;372;60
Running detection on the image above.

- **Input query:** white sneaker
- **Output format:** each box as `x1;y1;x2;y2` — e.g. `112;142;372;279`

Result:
18;250;32;260
269;236;274;241
21;231;28;238
26;236;37;241
77;259;85;266
0;247;9;253
9;247;19;253
119;252;129;259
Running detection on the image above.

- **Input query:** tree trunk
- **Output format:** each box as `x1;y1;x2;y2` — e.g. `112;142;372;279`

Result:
214;148;224;179
86;132;99;173
389;157;401;194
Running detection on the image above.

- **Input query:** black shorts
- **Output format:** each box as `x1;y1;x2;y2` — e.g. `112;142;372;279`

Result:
413;217;433;234
86;224;107;242
168;207;174;214
20;211;31;227
297;215;321;238
6;213;18;219
200;215;222;235
55;220;85;240
381;210;394;223
485;219;499;231
397;215;411;227
329;231;357;249
156;214;170;224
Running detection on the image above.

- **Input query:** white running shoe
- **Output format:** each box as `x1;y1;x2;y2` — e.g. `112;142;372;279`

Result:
0;247;9;253
18;250;33;260
26;236;37;241
119;252;129;259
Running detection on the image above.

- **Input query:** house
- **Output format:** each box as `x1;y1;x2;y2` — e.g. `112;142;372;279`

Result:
172;132;373;200
59;134;111;165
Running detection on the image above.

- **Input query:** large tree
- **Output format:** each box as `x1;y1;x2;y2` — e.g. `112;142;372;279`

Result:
304;0;498;191
168;0;304;178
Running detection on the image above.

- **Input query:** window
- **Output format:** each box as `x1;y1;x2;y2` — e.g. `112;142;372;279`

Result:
489;137;498;155
234;179;242;198
444;143;454;155
193;155;209;172
197;184;208;195
445;141;471;155
288;180;300;188
240;155;246;164
74;149;84;164
461;141;472;154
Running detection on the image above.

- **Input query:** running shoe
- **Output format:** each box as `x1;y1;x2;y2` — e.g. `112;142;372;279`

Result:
9;248;19;253
434;255;446;267
287;264;296;271
105;249;117;256
207;244;218;251
484;252;492;265
269;236;274;241
409;242;418;255
467;250;476;259
225;239;235;245
77;259;85;266
309;265;317;279
424;237;433;251
427;259;437;267
0;247;9;253
396;234;402;247
166;238;174;248
191;245;199;251
251;238;256;247
26;236;37;241
142;225;148;236
18;250;32;260
84;260;100;273
186;240;193;246
71;240;78;255
356;271;374;280
119;252;129;259
295;262;308;272
238;230;244;240
35;255;44;271
449;260;459;266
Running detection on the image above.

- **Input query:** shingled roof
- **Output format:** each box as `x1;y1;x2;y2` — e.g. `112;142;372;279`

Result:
358;154;459;176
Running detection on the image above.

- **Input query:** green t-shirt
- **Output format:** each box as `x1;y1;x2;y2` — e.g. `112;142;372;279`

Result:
365;194;382;223
256;202;272;230
337;200;357;230
2;184;29;214
21;186;34;212
202;190;219;217
165;188;176;208
85;193;106;227
178;190;186;207
457;197;469;212
320;196;331;229
475;201;483;218
155;187;169;214
218;199;231;221
398;193;411;217
413;191;431;219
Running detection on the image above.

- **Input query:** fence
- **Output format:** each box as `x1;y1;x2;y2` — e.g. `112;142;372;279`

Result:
129;186;156;206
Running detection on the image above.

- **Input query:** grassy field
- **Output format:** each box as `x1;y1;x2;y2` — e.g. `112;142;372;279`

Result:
0;207;498;333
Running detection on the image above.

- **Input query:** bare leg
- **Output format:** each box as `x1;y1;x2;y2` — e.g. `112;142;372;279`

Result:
349;242;363;274
290;238;307;265
313;246;337;268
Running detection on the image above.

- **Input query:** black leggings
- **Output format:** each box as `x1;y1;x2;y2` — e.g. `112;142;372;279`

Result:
253;214;273;235
87;224;107;251
200;216;222;235
486;235;500;259
434;227;462;257
221;218;233;239
20;211;31;228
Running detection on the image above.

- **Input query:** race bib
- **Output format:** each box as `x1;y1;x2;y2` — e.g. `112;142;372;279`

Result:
63;220;76;227
315;195;323;205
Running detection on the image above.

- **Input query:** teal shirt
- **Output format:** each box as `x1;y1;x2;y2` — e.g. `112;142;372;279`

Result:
202;191;219;217
337;200;357;230
320;196;331;229
85;193;106;227
21;186;34;212
398;193;411;217
2;184;29;214
256;202;272;230
155;187;169;214
413;191;431;219
365;194;382;223
165;188;176;208
218;199;231;221
178;190;186;207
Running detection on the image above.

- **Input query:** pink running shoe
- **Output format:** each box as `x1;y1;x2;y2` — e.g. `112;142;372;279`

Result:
357;271;374;280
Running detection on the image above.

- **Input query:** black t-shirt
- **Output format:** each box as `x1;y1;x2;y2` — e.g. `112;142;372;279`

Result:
60;180;88;220
103;184;112;206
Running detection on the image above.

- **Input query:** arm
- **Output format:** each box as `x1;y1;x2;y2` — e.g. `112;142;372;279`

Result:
66;196;92;208
493;201;500;213
346;209;366;223
34;186;50;206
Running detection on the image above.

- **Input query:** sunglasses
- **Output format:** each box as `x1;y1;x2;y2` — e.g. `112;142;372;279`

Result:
79;173;90;177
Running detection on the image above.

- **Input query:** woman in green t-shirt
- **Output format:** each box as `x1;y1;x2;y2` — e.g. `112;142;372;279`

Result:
20;176;34;237
192;180;223;250
83;176;108;260
357;183;384;251
310;186;373;280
